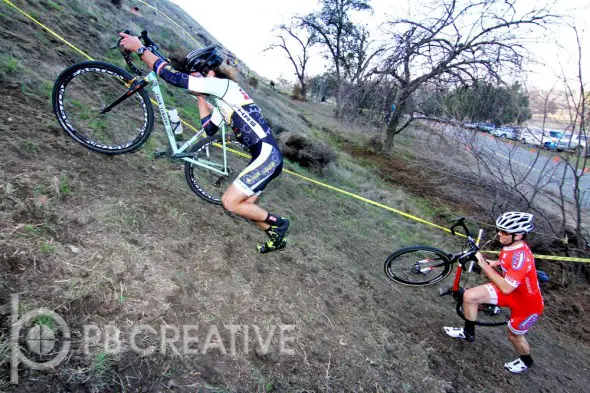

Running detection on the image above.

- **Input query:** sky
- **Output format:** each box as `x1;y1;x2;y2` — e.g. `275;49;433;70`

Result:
169;0;590;90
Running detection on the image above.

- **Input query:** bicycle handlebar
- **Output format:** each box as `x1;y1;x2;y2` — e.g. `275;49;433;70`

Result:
449;217;480;256
112;29;169;76
450;217;471;237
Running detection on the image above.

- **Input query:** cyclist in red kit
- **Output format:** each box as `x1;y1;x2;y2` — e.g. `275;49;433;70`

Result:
444;212;543;374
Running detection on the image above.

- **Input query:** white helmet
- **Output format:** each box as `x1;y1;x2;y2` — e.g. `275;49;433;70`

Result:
496;212;534;234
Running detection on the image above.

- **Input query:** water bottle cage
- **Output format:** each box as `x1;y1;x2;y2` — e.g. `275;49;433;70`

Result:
171;121;181;133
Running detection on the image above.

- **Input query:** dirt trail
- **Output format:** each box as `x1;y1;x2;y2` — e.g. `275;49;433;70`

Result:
1;83;589;392
0;0;589;391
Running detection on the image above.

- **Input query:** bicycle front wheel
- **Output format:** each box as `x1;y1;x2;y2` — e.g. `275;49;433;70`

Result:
184;134;252;205
456;301;510;327
384;246;453;286
52;61;154;154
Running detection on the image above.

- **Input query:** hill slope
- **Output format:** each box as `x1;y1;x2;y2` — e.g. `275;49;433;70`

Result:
1;1;589;392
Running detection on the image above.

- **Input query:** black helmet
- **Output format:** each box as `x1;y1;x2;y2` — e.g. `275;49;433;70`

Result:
183;46;223;75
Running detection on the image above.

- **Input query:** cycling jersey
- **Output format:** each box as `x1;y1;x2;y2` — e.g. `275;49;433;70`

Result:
153;59;283;196
485;242;544;334
499;242;542;301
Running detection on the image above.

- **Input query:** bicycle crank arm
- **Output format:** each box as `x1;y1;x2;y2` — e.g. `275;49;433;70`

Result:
170;152;196;159
100;78;149;114
153;151;169;159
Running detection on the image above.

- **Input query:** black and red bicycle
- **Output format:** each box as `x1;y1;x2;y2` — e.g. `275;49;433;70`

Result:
384;217;510;326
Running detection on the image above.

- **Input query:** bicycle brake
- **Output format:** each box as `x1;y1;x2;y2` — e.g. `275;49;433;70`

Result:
125;76;142;88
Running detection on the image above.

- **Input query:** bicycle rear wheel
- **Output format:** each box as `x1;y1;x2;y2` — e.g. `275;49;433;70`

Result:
52;61;154;154
456;301;510;327
384;246;453;286
184;134;251;205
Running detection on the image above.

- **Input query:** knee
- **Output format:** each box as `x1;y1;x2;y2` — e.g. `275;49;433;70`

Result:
222;194;238;213
507;330;522;344
463;288;477;304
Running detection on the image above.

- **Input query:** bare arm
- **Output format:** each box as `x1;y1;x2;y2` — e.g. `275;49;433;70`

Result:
196;95;210;119
475;252;515;295
118;32;158;69
487;259;501;268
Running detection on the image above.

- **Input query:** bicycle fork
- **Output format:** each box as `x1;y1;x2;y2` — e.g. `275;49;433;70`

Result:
100;77;149;114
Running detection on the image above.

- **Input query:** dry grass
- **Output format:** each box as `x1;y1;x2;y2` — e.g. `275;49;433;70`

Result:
1;1;590;392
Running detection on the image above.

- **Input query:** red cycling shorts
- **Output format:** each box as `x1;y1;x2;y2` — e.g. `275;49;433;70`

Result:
484;283;544;335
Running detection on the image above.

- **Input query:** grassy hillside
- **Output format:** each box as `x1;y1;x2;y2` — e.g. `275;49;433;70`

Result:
1;1;589;392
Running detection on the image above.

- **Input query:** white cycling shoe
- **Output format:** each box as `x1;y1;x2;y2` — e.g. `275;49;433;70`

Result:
504;358;529;374
443;327;475;342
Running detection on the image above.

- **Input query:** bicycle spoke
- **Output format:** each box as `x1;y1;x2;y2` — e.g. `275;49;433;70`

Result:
384;246;452;286
53;61;153;154
185;136;251;204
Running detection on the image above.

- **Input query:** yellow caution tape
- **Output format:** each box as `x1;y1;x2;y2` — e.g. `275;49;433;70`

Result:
2;0;92;60
3;0;589;264
137;0;201;47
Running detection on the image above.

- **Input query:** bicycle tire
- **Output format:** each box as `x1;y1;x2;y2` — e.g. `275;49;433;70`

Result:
52;61;154;154
184;134;251;205
384;246;453;286
456;299;510;327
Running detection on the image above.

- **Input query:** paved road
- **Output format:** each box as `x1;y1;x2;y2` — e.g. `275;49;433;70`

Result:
450;127;590;206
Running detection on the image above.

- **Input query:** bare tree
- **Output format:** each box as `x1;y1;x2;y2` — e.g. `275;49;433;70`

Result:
559;25;588;250
265;21;316;99
376;0;554;152
299;0;372;115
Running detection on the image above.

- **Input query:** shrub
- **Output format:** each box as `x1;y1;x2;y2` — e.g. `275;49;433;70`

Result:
110;0;123;8
248;76;259;88
278;132;336;173
291;84;304;101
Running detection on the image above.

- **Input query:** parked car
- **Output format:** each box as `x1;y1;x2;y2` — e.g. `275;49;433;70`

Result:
543;130;565;150
462;122;479;129
475;122;496;133
550;133;587;152
520;127;548;147
491;126;517;140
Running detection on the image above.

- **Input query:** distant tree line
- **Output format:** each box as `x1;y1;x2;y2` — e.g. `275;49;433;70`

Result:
420;82;532;126
267;0;553;152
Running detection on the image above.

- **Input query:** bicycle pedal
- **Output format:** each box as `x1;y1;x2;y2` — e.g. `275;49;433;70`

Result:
439;287;452;297
153;151;169;159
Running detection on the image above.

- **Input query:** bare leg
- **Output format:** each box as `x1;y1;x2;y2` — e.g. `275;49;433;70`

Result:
221;184;269;229
463;285;492;321
507;330;530;355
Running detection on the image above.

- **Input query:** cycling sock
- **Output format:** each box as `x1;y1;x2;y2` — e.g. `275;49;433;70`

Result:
464;320;476;337
265;213;283;226
520;354;534;367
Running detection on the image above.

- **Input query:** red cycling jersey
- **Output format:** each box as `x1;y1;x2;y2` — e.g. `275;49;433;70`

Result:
500;242;541;301
485;242;544;334
499;242;542;301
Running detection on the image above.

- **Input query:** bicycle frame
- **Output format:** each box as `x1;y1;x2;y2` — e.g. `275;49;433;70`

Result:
143;71;231;176
443;228;484;296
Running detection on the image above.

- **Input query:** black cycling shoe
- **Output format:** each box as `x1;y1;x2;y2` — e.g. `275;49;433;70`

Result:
257;238;287;253
267;218;290;244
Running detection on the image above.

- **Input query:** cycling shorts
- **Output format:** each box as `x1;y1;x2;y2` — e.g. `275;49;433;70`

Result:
484;283;544;335
233;142;283;197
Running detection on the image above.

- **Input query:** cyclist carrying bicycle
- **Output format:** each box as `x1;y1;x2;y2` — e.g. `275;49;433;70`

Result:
444;212;544;374
119;32;290;253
